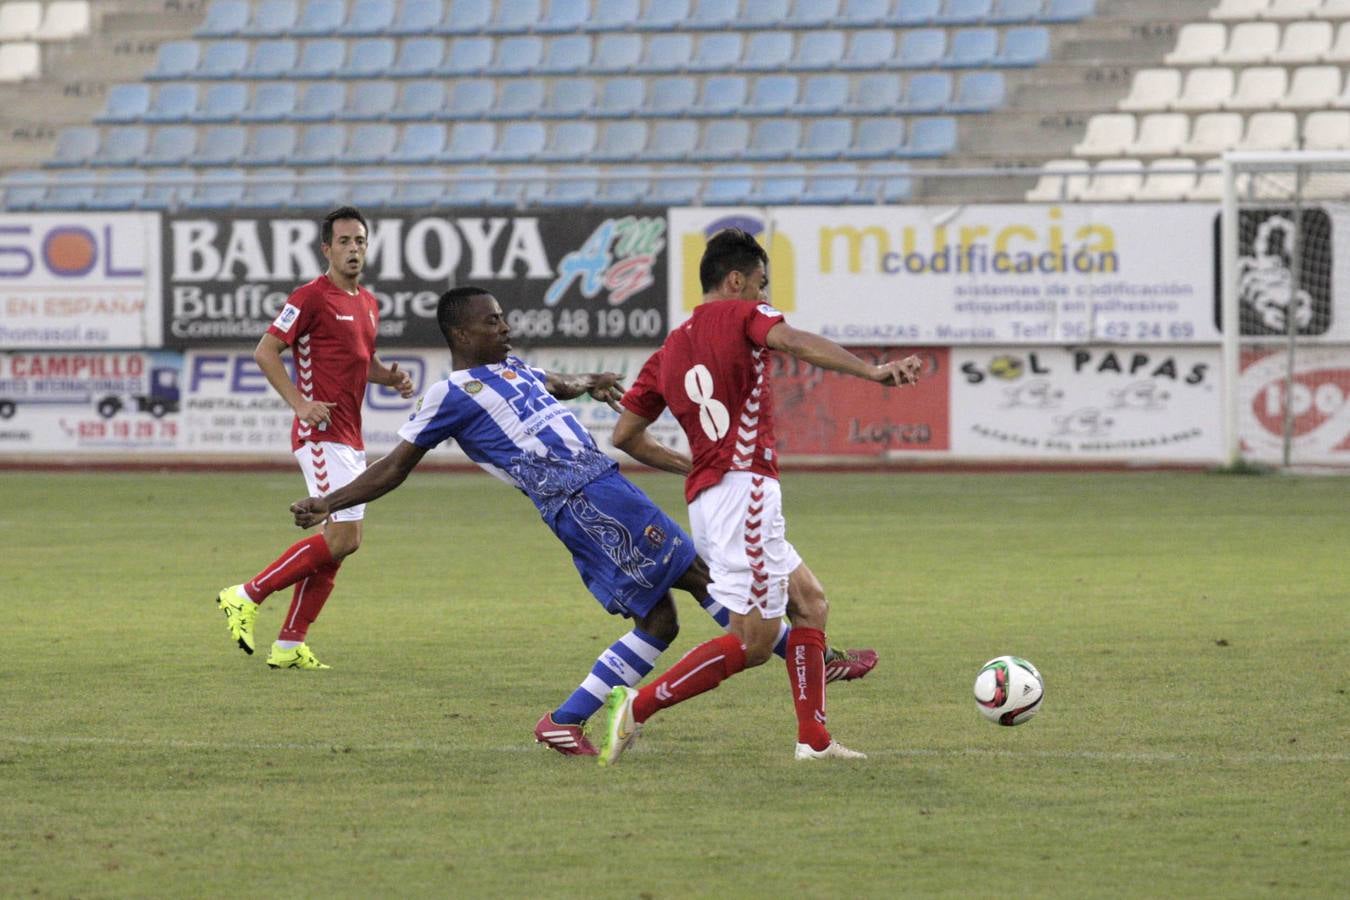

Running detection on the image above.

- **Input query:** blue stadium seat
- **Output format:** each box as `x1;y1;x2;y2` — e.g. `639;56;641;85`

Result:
144;125;198;165
444;122;496;161
242;167;298;206
446;165;498;206
4;170;48;209
950;70;1005;111
797;117;852;159
748;74;798;114
442;79;493;119
294;81;345;120
294;166;345;206
897;29;947;68
391;0;444;35
242;39;298;79
93;126;150;166
539;0;589;33
690;33;743;73
242;124;299;165
502;166;549;208
990;0;1041;22
746;119;802;160
796;74;848;114
442;36;494;75
184;168;246;209
793;31;846;70
147;41;201;80
842;30;895;69
46;171;97;210
1042;0;1093;22
196;125;247;163
647;166;701;205
943;28;997;67
847;117;905;159
787;0;841;28
491;79;546;119
893;0;940;24
742;0;790;28
143;83;199;123
296;123;348;164
294;0;346;36
240;82;297;121
198;1;250;36
539;35;592;74
742;31;794;71
703;165;755;205
389;123;447;163
592;34;642;73
195;82;249;122
491;36;542;75
539;122;597;161
392;37;445;76
394;167;449;207
98;84;151;124
637;34;693;73
339;80;394;119
591;0;639;30
339;0;396;35
996;26;1049;66
897;72;951;112
598;77;644;115
295;38;346;77
489;0;541;34
859;162;914;200
493;122;547;161
596;166;651;205
346;122;398;163
544;78;595;118
144;169;195;208
834;0;890;27
593;120;648;161
244;0;299;36
47;126;100;167
391;80;449;121
343;38;396;78
645;120;699;161
848;72;904;113
646;77;696;116
698;76;747;115
637;0;690;31
694;120;750;160
443;0;491;33
898;116;957;156
350;167;397;206
754;164;807;204
691;0;739;30
89;169;149;210
937;0;994;24
801;162;859;203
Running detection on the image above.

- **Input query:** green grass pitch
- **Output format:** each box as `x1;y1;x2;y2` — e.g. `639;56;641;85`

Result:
2;468;1347;897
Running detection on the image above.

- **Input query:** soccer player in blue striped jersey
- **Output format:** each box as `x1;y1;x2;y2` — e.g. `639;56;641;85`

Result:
290;287;873;755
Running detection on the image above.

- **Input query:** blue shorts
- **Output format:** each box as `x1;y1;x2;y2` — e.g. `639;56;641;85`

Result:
551;470;697;619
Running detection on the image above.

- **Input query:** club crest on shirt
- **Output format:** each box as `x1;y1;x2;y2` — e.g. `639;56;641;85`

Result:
756;303;784;319
643;524;666;546
463;380;484;395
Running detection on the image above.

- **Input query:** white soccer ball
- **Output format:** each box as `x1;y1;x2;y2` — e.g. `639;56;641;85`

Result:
973;655;1044;726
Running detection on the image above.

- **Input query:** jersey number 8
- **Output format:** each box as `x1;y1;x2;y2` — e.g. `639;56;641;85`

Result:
683;365;730;441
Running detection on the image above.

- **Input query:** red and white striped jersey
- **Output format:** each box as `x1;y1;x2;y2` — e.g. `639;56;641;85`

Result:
623;299;784;503
266;274;378;451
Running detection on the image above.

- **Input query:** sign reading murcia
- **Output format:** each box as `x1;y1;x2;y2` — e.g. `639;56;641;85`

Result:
951;346;1223;461
162;210;668;348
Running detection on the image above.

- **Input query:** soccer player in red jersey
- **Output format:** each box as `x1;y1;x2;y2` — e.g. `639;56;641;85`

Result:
600;227;922;762
214;206;414;669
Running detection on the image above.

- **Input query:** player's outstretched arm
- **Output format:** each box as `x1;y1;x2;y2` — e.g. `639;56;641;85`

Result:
291;440;429;528
764;323;921;386
544;370;625;405
611;409;692;476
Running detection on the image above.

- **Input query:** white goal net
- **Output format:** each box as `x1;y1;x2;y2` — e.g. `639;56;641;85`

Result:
1221;151;1350;469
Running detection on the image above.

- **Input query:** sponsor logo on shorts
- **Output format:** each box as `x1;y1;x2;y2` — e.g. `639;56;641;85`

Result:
643;524;666;546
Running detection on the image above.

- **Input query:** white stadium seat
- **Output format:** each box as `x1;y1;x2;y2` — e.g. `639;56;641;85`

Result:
1173;67;1236;111
1025;158;1090;202
1217;21;1279;64
1072;113;1135;156
0;40;38;80
1225;66;1287;110
0;2;40;40
1279;65;1341;108
1262;0;1322;19
33;1;90;41
1134;158;1198;201
1179;112;1244;155
1302;110;1350;149
1128;113;1189;156
1119;68;1181;112
1165;23;1226;65
1236;110;1299;150
1210;0;1268;19
1328;22;1350;62
1270;20;1332;63
1078;158;1144;202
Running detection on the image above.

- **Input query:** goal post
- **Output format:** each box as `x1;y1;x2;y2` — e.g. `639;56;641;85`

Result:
1221;150;1350;470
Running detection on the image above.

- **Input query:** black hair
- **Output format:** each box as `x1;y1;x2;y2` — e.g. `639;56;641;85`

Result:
322;206;368;245
437;286;493;337
698;228;769;293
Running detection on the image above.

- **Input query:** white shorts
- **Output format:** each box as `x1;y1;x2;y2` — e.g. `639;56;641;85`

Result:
688;471;801;619
294;441;367;523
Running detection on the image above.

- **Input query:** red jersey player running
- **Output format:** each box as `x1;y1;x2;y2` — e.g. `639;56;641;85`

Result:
600;227;922;762
214;206;414;669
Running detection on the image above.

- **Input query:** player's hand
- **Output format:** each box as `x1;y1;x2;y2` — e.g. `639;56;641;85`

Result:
290;497;331;528
588;372;626;409
295;399;338;427
876;354;923;387
387;362;416;399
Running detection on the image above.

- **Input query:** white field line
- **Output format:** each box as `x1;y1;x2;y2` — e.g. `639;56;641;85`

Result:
1;734;1345;765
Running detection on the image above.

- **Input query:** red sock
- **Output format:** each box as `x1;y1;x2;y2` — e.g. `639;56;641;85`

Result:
243;534;334;603
633;634;747;723
278;559;341;643
787;627;831;751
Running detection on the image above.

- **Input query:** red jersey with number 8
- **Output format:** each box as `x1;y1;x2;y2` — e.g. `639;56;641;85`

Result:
623;299;785;502
266;274;379;452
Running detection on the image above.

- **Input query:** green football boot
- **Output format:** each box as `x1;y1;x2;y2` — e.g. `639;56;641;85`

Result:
266;642;331;670
216;585;259;655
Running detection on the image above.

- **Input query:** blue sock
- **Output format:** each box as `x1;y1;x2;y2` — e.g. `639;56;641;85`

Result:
553;627;668;725
699;595;789;659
